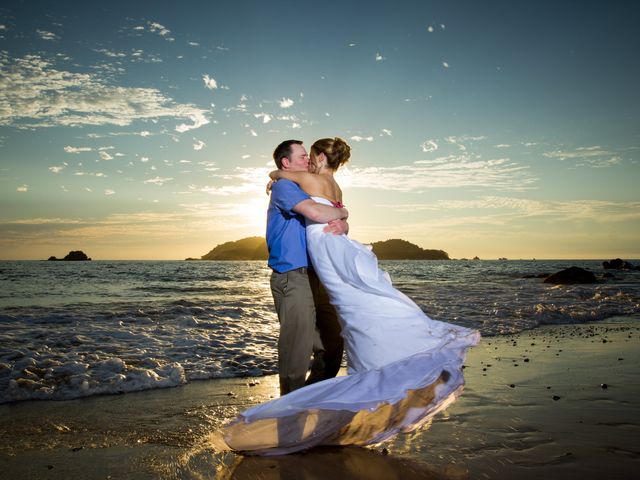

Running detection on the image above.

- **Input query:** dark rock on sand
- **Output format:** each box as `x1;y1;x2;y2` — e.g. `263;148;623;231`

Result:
544;266;597;284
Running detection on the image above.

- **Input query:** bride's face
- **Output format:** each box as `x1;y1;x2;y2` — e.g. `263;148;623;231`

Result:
308;153;319;173
308;152;324;174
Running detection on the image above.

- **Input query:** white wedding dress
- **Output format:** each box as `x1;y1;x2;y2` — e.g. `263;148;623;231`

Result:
222;197;480;455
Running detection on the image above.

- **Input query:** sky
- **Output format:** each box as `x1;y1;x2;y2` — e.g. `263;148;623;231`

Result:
1;0;639;260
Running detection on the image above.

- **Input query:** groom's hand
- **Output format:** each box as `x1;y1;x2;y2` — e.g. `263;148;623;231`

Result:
324;219;349;235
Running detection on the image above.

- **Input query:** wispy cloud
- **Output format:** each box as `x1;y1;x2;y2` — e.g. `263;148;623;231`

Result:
420;140;438;152
148;21;173;41
338;155;535;192
203;74;218;90
379;197;640;224
0;53;209;131
64;146;93;153
543;146;611;160
350;135;373;142
37;29;59;41
193;140;205;151
254;113;272;124
49;163;67;173
543;146;622;168
144;176;173;186
198;167;271;196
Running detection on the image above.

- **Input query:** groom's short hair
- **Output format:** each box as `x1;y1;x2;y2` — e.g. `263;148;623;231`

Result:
273;140;303;169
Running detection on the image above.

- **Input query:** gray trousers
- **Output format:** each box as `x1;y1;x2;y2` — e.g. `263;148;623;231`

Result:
270;268;343;395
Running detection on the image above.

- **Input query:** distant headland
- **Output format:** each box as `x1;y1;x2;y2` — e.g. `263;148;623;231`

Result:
47;250;92;261
188;237;449;261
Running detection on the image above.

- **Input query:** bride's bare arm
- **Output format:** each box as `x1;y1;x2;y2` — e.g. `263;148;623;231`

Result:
269;170;322;196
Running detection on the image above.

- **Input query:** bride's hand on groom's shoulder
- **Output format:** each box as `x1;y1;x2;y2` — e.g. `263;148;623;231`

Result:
266;179;276;195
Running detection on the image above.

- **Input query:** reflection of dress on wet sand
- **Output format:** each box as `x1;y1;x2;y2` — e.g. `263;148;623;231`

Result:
222;197;480;455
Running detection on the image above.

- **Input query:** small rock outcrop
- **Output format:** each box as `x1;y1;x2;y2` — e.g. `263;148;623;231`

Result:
603;258;639;270
544;266;597;284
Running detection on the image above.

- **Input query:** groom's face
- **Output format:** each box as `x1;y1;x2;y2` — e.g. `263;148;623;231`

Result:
283;144;310;172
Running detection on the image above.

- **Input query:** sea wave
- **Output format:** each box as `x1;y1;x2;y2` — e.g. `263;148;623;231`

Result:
1;259;638;403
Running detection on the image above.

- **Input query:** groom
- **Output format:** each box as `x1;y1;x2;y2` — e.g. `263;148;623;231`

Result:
267;139;348;395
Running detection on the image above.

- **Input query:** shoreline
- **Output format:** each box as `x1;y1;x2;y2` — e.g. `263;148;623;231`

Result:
1;318;638;479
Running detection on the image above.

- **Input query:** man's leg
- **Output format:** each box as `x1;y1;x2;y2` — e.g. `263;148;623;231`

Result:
270;270;317;395
307;270;344;382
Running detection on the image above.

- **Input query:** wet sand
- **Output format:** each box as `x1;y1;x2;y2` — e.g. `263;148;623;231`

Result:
1;319;638;479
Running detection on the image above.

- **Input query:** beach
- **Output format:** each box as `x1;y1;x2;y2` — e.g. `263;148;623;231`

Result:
1;318;637;479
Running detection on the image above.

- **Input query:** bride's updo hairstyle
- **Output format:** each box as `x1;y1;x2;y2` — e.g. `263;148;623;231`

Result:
311;137;351;171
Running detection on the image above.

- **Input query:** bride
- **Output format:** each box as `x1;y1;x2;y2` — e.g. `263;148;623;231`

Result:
221;137;480;455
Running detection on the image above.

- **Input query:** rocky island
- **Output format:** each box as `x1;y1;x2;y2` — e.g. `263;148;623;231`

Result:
47;250;92;261
191;237;449;261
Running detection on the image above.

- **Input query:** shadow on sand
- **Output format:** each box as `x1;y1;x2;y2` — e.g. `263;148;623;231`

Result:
217;446;468;480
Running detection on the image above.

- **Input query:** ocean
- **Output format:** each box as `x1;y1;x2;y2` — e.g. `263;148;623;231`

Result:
1;259;638;404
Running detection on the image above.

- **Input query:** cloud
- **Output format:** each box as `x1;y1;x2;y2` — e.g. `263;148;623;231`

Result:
279;98;294;108
203;74;218;90
444;136;483;151
94;48;126;58
375;52;385;61
337;154;536;192
543;146;623;168
144;176;173;186
0;53;209;131
64;146;93;153
17;184;28;192
193;140;205;150
104;189;115;195
188;42;200;47
381;129;392;136
350;136;373;142
198;166;271;196
49;163;67;173
381;197;640;224
254;113;272;123
420;140;438;152
543;147;607;160
148;22;173;40
175;110;210;133
37;30;59;41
